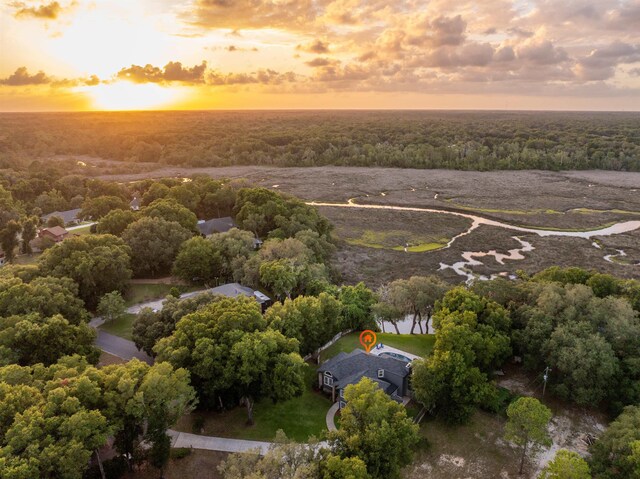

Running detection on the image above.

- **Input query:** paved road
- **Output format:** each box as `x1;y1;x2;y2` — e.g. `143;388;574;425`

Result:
95;330;153;364
126;287;209;314
168;430;274;454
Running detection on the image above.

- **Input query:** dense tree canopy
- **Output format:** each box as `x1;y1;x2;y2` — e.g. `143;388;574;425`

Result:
155;296;306;419
266;293;344;356
173;236;223;284
80;195;129;220
2;111;640;171
0;276;88;324
0;314;99;366
589;406;640;479
38;234;132;309
141;198;198;232
96;208;138;236
122;217;192;277
132;292;220;356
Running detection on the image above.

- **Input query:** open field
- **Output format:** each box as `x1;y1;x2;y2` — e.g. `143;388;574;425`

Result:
94;166;640;285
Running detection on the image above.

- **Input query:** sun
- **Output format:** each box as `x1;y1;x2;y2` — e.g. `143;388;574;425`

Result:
79;81;183;111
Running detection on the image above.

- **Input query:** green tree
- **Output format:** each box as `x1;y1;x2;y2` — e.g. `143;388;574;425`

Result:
320;454;370;479
46;215;65;227
0;313;99;366
0;276;89;324
20;217;37;254
538;450;591;479
142;182;170;206
544;322;619;406
266;293;343;356
504;397;552;475
338;282;377;331
329;377;419;479
141;198;198;232
173;236;223;284
208;228;257;281
132;293;219;356
0;220;21;263
155;296;304;416
260;259;299;300
81;195;129;220
229;329;306;424
589;406;640;479
122;217;192;277
34;188;69;213
411;350;492;423
96;208;138;236
97;291;126;324
38;234;132;309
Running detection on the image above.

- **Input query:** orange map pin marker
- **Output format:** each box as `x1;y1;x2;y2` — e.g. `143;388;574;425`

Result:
359;330;377;353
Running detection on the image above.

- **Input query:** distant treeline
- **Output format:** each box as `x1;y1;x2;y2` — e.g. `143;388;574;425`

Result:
1;110;639;171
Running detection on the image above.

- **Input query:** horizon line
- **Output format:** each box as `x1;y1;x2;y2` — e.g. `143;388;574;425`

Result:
1;107;639;114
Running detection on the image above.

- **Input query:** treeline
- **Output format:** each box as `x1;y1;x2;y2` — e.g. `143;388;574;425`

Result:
1;111;640;171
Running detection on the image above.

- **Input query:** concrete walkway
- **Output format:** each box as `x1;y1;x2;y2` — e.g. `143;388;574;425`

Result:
167;429;274;454
326;402;339;432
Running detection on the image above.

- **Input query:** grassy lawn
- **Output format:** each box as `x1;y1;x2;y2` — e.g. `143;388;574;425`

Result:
320;332;435;362
69;224;93;235
124;283;199;307
344;229;450;253
99;313;136;340
175;366;331;442
14;253;41;265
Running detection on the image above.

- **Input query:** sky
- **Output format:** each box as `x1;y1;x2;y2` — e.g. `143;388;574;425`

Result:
0;0;639;111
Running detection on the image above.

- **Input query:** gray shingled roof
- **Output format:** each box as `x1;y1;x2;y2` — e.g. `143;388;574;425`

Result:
181;282;270;304
197;217;237;236
318;349;410;383
41;209;81;225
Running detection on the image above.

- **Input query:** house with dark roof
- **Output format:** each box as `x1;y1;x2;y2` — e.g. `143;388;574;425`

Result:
182;282;272;313
197;217;238;237
317;349;411;408
41;209;82;226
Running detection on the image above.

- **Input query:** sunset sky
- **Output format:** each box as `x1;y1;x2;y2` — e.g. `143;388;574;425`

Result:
1;0;639;111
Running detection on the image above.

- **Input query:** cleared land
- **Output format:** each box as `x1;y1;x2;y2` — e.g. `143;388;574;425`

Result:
407;366;607;479
124;450;228;479
95;165;640;285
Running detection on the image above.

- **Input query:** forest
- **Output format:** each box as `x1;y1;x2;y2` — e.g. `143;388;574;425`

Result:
1;110;640;171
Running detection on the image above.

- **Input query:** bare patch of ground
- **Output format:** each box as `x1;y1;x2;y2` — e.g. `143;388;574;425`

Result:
97;351;126;367
407;368;608;479
124;450;228;479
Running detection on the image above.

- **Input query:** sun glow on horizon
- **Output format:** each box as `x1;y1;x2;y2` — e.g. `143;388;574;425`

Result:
78;81;184;111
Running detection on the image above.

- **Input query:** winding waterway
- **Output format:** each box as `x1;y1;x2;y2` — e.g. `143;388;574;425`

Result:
311;199;640;241
308;199;640;282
